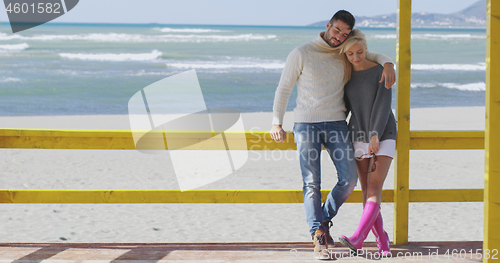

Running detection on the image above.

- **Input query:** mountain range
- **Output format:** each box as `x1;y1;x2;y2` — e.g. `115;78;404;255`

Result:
308;0;486;28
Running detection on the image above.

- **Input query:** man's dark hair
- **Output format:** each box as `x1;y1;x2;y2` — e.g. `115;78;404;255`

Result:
329;10;355;29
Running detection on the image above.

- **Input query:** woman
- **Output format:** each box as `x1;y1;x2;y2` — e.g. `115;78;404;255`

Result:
338;29;397;257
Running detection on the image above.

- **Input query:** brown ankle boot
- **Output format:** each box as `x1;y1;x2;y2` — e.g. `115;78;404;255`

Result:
322;221;335;246
313;229;330;259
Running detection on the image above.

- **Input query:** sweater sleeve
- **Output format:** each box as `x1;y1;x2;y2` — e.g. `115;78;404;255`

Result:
272;48;303;125
366;52;393;66
343;87;351;120
369;75;393;140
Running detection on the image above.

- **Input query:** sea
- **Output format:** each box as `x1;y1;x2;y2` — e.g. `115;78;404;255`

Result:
0;22;487;116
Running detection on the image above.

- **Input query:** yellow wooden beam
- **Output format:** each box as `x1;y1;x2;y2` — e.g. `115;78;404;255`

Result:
0;189;392;204
409;189;483;202
0;129;137;150
0;129;297;151
0;190;300;204
0;129;485;150
484;0;500;261
0;189;484;204
394;0;411;245
410;131;484;150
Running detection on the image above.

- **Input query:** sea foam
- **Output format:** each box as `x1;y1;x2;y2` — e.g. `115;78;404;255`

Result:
0;33;276;43
371;33;485;40
166;60;284;69
413;33;485;40
0;77;22;82
156;27;227;33
59;50;162;61
0;43;29;51
411;82;485;91
411;63;486;71
441;82;485;91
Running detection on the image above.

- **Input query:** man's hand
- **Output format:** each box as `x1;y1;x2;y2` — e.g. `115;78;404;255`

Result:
380;62;396;89
270;124;286;143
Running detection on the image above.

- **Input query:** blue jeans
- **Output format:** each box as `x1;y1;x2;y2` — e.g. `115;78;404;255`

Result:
293;121;358;235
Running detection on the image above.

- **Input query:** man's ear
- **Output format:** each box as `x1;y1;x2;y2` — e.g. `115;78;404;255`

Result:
326;22;331;30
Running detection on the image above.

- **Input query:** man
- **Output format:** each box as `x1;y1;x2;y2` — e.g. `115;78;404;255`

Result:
270;10;395;258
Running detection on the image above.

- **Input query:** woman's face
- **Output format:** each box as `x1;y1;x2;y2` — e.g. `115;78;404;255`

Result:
345;42;366;67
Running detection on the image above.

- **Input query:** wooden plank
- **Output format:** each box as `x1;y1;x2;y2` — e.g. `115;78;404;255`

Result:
410;189;483;202
484;1;500;261
1;189;485;204
0;189;396;204
394;0;412;245
1;129;487;150
410;131;484;150
0;129;298;150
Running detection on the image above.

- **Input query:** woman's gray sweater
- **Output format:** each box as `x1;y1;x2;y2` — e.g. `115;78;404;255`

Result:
344;64;397;143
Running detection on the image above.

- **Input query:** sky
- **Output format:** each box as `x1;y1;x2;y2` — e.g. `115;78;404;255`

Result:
0;0;481;26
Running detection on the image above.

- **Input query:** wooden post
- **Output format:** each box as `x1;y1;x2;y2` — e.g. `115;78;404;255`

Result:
394;0;411;245
484;0;500;261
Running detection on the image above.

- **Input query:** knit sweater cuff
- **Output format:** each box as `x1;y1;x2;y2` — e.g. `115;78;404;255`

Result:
294;110;346;123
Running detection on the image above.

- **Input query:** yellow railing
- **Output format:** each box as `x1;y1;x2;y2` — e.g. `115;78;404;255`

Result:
0;188;484;204
0;128;487;248
0;1;497;260
0;129;485;150
0;129;485;207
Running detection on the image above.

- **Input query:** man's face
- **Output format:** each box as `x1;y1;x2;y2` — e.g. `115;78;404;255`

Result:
324;20;351;47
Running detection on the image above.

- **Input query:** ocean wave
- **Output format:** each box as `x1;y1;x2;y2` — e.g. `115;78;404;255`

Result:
59;50;162;61
411;82;485;91
0;32;276;43
411;63;486;71
166;60;285;69
156;34;277;42
0;77;22;82
155;27;228;33
128;69;216;76
0;43;29;51
413;33;485;40
370;34;397;39
371;33;485;40
0;33;19;40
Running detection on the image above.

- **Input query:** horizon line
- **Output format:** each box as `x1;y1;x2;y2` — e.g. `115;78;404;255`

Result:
0;21;487;31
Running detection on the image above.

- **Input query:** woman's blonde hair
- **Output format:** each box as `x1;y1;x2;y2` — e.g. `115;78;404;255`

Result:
340;29;368;83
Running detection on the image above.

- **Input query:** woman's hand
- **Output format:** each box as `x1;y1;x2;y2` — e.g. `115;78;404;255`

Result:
369;135;380;154
270;124;286;143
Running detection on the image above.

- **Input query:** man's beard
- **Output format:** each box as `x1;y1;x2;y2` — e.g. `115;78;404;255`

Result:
325;33;341;47
328;37;341;47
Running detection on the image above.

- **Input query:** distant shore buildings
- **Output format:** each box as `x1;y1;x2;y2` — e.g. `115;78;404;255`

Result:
308;0;486;28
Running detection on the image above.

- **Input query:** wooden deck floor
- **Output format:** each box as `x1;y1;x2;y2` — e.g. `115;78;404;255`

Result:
0;241;485;262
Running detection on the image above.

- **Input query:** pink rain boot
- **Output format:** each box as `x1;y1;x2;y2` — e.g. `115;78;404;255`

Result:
339;201;380;254
372;212;391;257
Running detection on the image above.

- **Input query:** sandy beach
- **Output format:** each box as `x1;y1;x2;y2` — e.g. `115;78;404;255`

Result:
0;106;485;243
